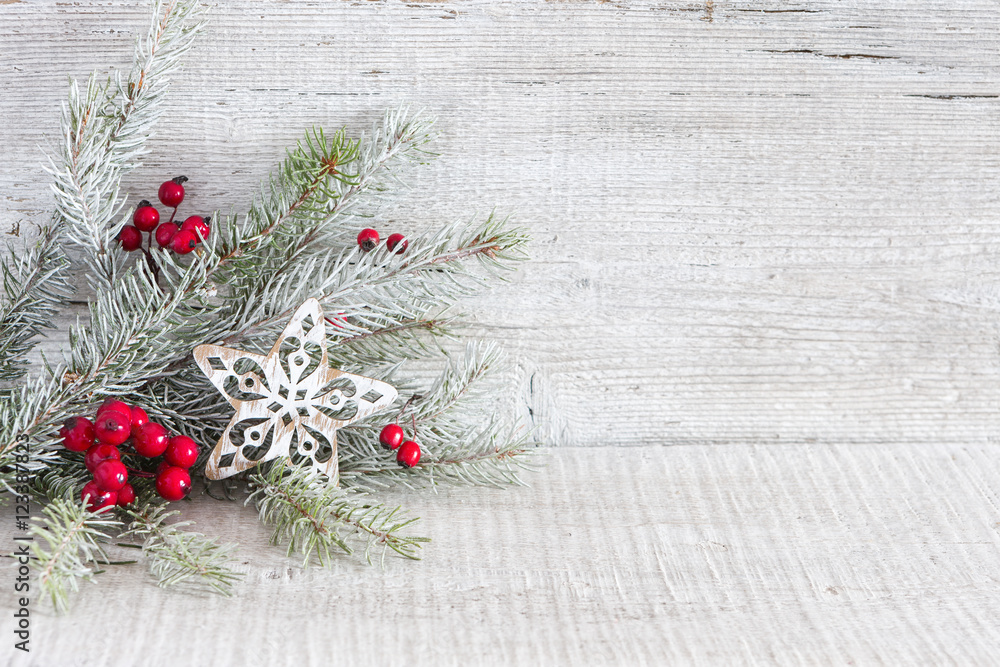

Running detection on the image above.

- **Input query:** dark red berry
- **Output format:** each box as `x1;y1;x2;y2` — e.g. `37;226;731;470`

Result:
357;228;379;252
379;424;405;451
133;202;160;232
133;422;170;458
97;399;131;419
396;440;421;468
93;459;128;493
155;466;192;502
129;405;149;431
155;222;178;248
180;215;210;240
81;481;117;511
156;461;171;477
165;435;199;469
94;410;131;446
119;225;142;251
158;176;187;208
171;229;198;255
386;233;408;255
116;484;136;507
84;443;120;473
60;416;95;452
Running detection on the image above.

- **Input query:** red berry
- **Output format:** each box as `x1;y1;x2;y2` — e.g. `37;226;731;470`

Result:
130;405;149;430
94;410;131;446
165;435;199;469
116;483;136;507
133;422;170;458
84;443;120;473
133;202;160;232
81;481;117;511
156;461;171;477
357;228;379;252
386;233;408;255
155;222;178;248
60;416;95;452
93;459;128;492
158;176;187;208
379;424;405;451
180;215;210;240
155;466;192;502
119;225;142;251
171;229;198;255
396;440;421;468
97;399;131;419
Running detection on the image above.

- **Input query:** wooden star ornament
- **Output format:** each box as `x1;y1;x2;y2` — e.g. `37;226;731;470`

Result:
193;298;397;483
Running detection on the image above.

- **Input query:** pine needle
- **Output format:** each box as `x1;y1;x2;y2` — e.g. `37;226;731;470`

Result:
248;461;429;567
123;503;242;595
30;498;120;613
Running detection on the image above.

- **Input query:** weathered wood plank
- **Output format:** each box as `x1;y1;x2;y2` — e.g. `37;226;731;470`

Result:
3;0;1000;450
4;444;1000;665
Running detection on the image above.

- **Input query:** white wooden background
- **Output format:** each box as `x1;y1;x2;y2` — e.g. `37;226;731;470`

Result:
3;1;1000;665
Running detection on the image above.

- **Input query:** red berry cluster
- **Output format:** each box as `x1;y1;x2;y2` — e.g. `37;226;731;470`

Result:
357;228;408;255
378;424;421;468
118;176;211;256
59;400;200;511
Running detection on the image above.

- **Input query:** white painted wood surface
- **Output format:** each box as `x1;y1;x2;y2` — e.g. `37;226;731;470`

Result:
5;445;1000;666
4;0;1000;448
3;1;1000;664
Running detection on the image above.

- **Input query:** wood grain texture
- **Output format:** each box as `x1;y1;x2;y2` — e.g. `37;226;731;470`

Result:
3;444;1000;665
3;1;1000;448
4;4;1000;663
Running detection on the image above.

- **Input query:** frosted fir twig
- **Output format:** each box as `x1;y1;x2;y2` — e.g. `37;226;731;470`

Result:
0;256;212;461
409;340;506;426
248;461;429;566
143;212;526;384
0;221;72;385
1;0;208;461
28;463;92;504
337;342;538;488
325;316;455;371
217;214;529;351
340;425;536;490
202;108;434;301
123;503;242;595
45;0;205;289
29;498;121;613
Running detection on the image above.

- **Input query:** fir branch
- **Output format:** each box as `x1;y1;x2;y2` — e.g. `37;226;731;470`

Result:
208;107;434;298
0;222;72;385
30;497;120;613
340;424;536;490
337;342;537;488
142;213;525;384
325;317;454;370
410;340;505;425
122;503;242;595
218;213;528;352
2;0;210;461
0;255;213;460
28;460;91;503
248;461;429;566
45;0;204;288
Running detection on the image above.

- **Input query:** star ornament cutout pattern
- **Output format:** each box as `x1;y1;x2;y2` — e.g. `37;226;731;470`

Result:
193;299;397;483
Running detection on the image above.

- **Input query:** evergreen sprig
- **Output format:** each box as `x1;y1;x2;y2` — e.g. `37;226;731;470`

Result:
0;222;71;386
5;0;537;612
337;342;536;489
123;503;242;595
45;0;205;288
29;498;121;613
248;461;429;566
